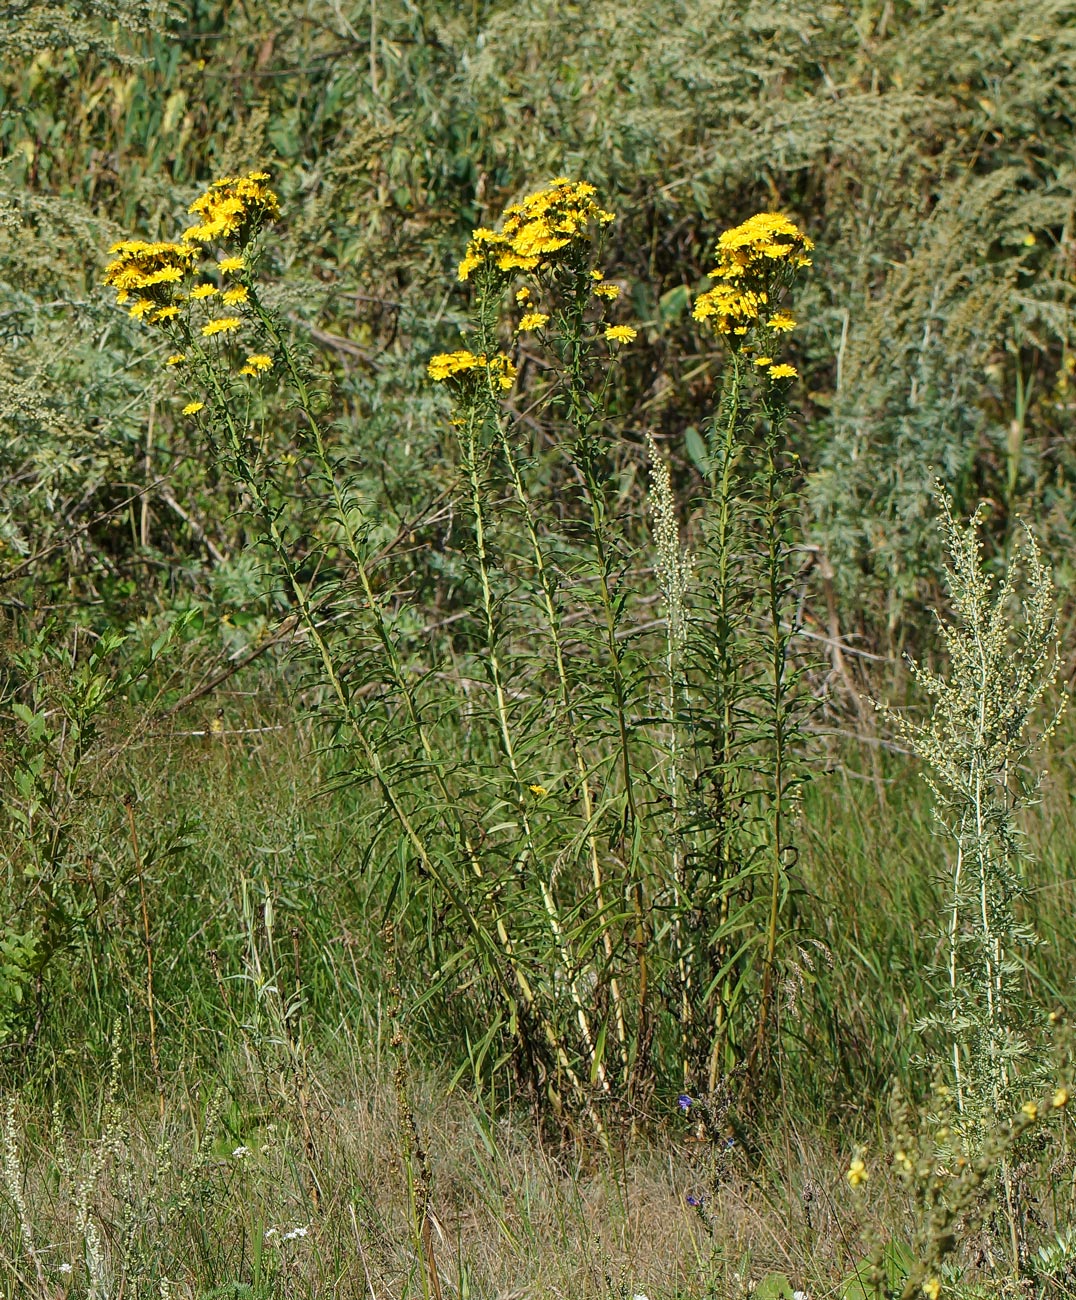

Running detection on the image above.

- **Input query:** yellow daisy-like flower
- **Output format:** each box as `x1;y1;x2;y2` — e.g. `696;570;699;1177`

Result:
529;784;548;796
754;355;774;366
516;285;532;304
165;353;185;366
244;353;273;373
182;401;205;416
153;305;180;321
129;298;155;320
518;311;550;332
219;256;245;273
767;312;797;333
768;363;798;379
922;1279;941;1300
190;284;218;300
593;281;620;300
1053;1087;1069;1109
604;325;637;344
222;285;248;305
846;1156;868;1188
201;316;242;337
1021;1101;1039;1122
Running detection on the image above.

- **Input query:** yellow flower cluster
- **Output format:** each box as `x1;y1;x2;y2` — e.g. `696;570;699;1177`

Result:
103;240;196;319
183;171;280;245
239;353;273;377
428;349;517;392
693;212;812;356
202;316;243;337
457;178;615;281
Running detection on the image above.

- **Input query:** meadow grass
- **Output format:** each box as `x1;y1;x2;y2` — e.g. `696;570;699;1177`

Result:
3;691;1075;1297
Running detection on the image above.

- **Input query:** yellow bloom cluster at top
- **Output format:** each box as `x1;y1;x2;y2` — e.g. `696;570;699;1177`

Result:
428;349;517;392
183;171;281;245
457;178;615;281
104;173;279;332
693;213;812;372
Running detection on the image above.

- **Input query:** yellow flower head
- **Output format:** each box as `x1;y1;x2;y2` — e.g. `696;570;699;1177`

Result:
593;281;620;300
190;284;218;300
1053;1087;1070;1109
222;285;249;305
183;170;280;245
922;1279;941;1300
768;363;798;380
516;285;532;304
529;784;548;797
165;353;185;366
219;256;245;274
846;1156;868;1188
1021;1101;1039;1122
103;239;195;314
754;355;774;366
182;401;205;416
201;316;243;337
518;311;550;332
153;305;180;322
457;178;615;282
244;353;273;373
604;324;637;344
767;312;797;333
128;298;155;320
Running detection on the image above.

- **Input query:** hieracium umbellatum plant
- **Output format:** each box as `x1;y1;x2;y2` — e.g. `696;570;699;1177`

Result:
99;173;825;1126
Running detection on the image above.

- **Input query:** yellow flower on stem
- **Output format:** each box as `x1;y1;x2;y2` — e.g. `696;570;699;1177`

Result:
846;1156;867;1188
165;353;185;366
1053;1087;1070;1109
767;311;797;333
518;312;550;332
768;363;798;380
604;324;637;344
182;401;205;416
593;281;620;300
190;284;218;300
219;256;245;273
222;285;249;305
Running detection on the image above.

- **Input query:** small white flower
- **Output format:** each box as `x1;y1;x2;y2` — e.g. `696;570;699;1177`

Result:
282;1225;309;1241
232;1145;250;1159
264;1227;278;1238
794;1292;809;1300
59;1263;73;1275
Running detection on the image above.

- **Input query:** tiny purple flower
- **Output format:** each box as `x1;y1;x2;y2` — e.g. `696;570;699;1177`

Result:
686;1193;704;1207
678;1093;694;1111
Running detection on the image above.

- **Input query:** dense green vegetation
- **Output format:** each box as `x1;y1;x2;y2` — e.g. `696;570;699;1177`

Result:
3;2;1076;1297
